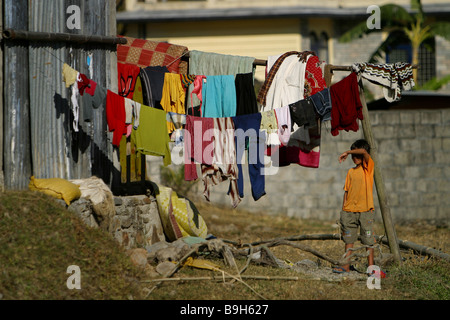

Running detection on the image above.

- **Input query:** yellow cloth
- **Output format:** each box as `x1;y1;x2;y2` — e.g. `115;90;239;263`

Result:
156;186;208;241
343;156;375;212
171;194;208;239
160;73;185;133
183;257;221;271
62;63;78;88
29;176;81;205
134;105;171;166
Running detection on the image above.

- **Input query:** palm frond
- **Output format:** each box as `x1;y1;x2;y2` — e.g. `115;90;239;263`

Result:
379;4;414;27
338;20;369;43
430;22;450;42
410;0;424;17
338;4;413;43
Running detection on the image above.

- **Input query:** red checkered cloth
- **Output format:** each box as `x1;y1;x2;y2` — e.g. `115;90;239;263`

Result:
117;36;188;74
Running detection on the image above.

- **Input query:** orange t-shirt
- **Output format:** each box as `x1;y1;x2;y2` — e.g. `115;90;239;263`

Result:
343;156;374;212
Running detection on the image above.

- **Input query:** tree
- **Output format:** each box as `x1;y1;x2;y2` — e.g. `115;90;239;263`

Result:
339;0;450;83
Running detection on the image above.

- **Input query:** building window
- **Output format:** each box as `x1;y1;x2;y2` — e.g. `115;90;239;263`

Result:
386;37;436;87
310;31;329;62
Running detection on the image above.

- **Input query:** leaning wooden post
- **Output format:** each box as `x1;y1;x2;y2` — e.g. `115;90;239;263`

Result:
325;65;402;264
356;78;402;264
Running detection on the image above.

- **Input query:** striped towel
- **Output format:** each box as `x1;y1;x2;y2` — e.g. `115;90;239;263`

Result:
352;62;415;102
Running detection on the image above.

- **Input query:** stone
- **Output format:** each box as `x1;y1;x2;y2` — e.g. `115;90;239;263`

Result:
156;261;177;276
128;248;148;269
155;246;181;262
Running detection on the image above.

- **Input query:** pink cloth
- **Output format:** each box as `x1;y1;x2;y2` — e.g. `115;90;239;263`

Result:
191;75;207;116
184;115;214;181
274;105;291;146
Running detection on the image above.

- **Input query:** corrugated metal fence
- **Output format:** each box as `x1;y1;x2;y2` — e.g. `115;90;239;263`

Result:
2;0;118;190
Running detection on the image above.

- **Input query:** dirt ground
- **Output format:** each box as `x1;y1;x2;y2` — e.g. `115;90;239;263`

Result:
144;200;450;300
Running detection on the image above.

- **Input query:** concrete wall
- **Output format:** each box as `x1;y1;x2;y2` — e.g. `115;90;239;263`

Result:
148;108;450;226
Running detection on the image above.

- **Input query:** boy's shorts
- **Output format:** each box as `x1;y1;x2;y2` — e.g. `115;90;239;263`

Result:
340;210;376;246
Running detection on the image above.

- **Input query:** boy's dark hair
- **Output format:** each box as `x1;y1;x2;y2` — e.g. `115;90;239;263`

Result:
351;139;371;155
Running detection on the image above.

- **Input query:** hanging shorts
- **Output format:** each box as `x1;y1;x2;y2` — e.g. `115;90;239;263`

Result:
340;210;376;246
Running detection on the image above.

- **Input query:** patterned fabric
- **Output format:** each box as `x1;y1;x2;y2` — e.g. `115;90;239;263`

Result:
180;74;196;89
202;117;240;208
260;110;279;145
117;36;188;74
304;55;327;98
352;62;415;102
257;51;316;106
156;186;184;241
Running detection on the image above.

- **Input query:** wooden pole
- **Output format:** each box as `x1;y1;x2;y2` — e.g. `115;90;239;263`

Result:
357;81;402;264
324;65;407;264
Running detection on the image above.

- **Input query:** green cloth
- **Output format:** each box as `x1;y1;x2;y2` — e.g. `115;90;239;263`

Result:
135;105;171;166
189;50;255;76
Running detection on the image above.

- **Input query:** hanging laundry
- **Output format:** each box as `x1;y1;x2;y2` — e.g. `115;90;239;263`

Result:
202;75;237;118
70;78;80;132
106;90;127;147
352;62;415;102
329;72;363;136
117;36;189;74
81;79;107;123
106;90;126;147
160;73;186;133
167;112;186;146
235;73;258;116
310;88;332;121
140;66;169;109
117;62;141;99
289;98;318;129
304;55;327;98
260;110;280;146
187;50;255;110
189;50;255;76
62;63;78;88
77;73;91;96
258;51;315;110
180;74;196;91
232;113;266;201
202;117;240;208
134;105;171;166
271;122;321;169
190;75;206;116
274;105;292;146
184;115;215;181
132;101;142;129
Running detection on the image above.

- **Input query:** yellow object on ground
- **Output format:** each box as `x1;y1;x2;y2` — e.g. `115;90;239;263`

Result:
183;257;221;271
29;176;81;205
156;186;208;241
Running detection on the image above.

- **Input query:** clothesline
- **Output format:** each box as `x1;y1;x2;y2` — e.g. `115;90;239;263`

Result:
181;51;419;70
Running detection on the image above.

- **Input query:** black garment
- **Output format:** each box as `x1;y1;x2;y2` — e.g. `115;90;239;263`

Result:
187;105;201;116
235;73;258;116
289;98;317;129
140;66;169;109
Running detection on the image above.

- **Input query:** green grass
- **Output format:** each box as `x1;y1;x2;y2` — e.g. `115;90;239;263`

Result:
0;190;144;300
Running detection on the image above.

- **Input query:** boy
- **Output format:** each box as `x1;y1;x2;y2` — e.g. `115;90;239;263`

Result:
334;139;376;273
